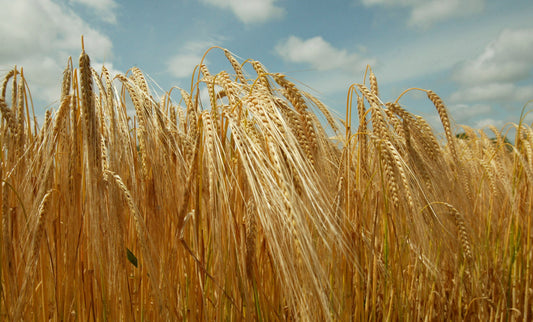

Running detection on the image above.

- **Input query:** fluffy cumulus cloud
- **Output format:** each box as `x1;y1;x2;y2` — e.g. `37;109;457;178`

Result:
201;0;285;24
451;28;533;103
360;0;484;28
70;0;118;24
0;0;115;108
167;54;205;79
275;36;375;74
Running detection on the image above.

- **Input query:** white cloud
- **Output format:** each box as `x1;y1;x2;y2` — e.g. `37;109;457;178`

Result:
360;0;484;28
70;0;118;24
274;36;377;96
167;41;216;79
361;0;418;5
450;28;533;104
275;36;376;74
451;83;533;103
201;0;284;24
453;28;533;85
168;54;205;79
370;8;533;86
0;0;114;107
409;0;483;28
451;83;520;102
472;118;505;129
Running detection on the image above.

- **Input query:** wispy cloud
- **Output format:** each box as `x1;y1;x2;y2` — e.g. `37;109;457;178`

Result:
359;0;484;28
70;0;119;24
201;0;285;25
472;118;505;129
0;0;114;105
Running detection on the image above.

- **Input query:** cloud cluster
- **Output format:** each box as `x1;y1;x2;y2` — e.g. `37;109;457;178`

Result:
360;0;484;28
0;0;115;106
449;103;492;121
274;36;376;94
201;0;285;25
451;28;533;103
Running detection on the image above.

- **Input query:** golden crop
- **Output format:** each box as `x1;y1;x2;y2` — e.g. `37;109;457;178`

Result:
0;45;531;320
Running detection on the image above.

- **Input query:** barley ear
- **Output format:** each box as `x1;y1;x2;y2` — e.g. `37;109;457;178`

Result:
224;49;247;84
427;90;456;161
369;70;379;97
245;200;257;280
61;59;72;100
79;44;102;177
0;98;16;132
1;69;15;100
251;60;272;92
427;90;473;203
444;202;473;262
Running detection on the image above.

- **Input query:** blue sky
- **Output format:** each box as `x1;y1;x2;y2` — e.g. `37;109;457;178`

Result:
1;0;533;131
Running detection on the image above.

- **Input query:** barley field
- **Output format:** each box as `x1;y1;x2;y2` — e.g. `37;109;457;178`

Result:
0;45;532;321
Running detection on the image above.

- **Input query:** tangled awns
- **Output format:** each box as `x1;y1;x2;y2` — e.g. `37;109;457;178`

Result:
0;44;532;321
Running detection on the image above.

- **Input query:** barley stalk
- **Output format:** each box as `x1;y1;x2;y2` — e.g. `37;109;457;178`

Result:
245;200;257;279
357;96;368;170
14;189;53;320
104;169;168;318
